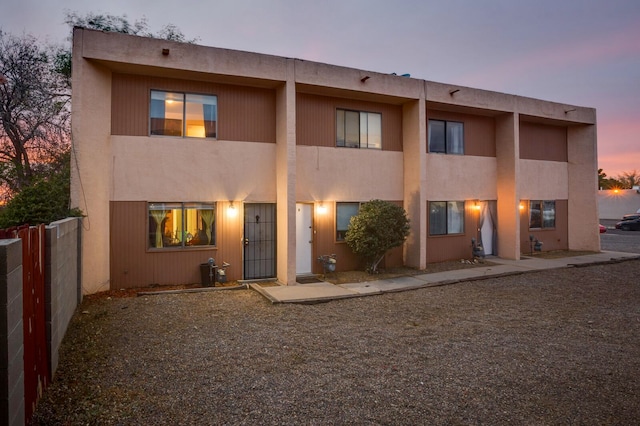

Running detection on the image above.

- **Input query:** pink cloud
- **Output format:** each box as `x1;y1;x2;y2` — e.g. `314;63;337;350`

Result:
597;115;639;176
598;151;640;178
462;20;640;88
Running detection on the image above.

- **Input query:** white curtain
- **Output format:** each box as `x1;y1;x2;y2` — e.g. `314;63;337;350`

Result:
447;201;464;233
447;122;464;154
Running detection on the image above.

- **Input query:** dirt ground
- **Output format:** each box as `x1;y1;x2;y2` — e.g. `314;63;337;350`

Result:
31;258;640;425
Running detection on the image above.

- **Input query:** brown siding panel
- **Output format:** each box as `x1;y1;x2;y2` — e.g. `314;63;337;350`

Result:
110;201;243;289
111;74;276;143
297;93;403;151
427;110;496;157
520;199;568;252
426;202;478;263
312;201;404;274
519;121;568;161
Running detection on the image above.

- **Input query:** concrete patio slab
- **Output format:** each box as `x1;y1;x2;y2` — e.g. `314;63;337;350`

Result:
251;282;358;303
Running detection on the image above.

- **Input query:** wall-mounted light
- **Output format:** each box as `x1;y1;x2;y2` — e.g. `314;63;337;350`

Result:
360;75;370;83
227;201;237;218
519;202;525;211
473;202;481;211
317;203;327;214
449;89;460;95
162;48;170;56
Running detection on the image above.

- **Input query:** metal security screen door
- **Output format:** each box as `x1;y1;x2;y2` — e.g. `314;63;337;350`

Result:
243;203;276;279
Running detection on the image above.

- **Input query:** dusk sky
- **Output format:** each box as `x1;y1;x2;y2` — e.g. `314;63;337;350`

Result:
2;0;638;177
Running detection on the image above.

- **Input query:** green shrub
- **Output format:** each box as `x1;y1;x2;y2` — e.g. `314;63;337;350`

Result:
344;200;410;273
0;154;82;228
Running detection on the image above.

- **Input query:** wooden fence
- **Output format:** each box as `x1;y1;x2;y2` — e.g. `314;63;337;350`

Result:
0;224;49;422
1;218;81;424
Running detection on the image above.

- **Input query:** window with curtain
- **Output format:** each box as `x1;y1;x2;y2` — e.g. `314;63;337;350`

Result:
429;201;465;235
148;202;216;249
150;90;217;138
336;109;382;149
529;200;556;229
428;119;464;154
336;202;360;241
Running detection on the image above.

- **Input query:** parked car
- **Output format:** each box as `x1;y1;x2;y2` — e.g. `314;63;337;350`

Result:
615;214;640;231
599;224;607;233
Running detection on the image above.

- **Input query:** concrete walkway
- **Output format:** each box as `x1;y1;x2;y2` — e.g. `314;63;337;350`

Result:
250;251;640;304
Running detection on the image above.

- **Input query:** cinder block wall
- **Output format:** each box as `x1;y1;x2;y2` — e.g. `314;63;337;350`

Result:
46;218;82;377
0;239;25;426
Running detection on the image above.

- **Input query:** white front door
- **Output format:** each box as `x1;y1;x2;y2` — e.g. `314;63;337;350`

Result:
480;201;496;255
296;203;313;274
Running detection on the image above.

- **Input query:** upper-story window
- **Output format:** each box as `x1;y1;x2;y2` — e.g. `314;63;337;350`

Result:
428;119;464;154
336;109;381;149
150;90;217;138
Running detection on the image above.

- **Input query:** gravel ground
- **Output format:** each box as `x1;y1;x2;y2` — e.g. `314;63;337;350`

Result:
33;259;640;425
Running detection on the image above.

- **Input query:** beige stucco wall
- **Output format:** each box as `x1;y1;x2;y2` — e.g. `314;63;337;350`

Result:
71;32;113;294
79;29;289;85
110;137;277;202
403;99;427;269
295;146;404;202
275;61;297;285
567;124;600;251
598;189;640;219
495;113;520;260
519;160;569;200
424;155;498;201
598;189;640;220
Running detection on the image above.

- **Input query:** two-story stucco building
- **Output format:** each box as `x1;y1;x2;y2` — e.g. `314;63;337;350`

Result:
71;28;599;294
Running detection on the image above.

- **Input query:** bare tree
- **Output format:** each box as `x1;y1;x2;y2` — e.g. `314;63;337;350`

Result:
64;11;199;43
0;14;195;203
0;30;70;197
616;170;640;189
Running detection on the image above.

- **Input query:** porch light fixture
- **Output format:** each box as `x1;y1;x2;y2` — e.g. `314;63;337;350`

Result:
162;48;170;56
317;203;327;214
473;202;481;211
519;202;525;210
227;202;237;218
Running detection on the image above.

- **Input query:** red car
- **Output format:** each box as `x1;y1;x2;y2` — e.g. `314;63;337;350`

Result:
599;224;607;233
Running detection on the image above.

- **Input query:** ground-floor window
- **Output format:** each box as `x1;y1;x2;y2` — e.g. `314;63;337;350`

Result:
529;200;555;229
148;202;216;248
429;201;465;235
336;202;360;241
